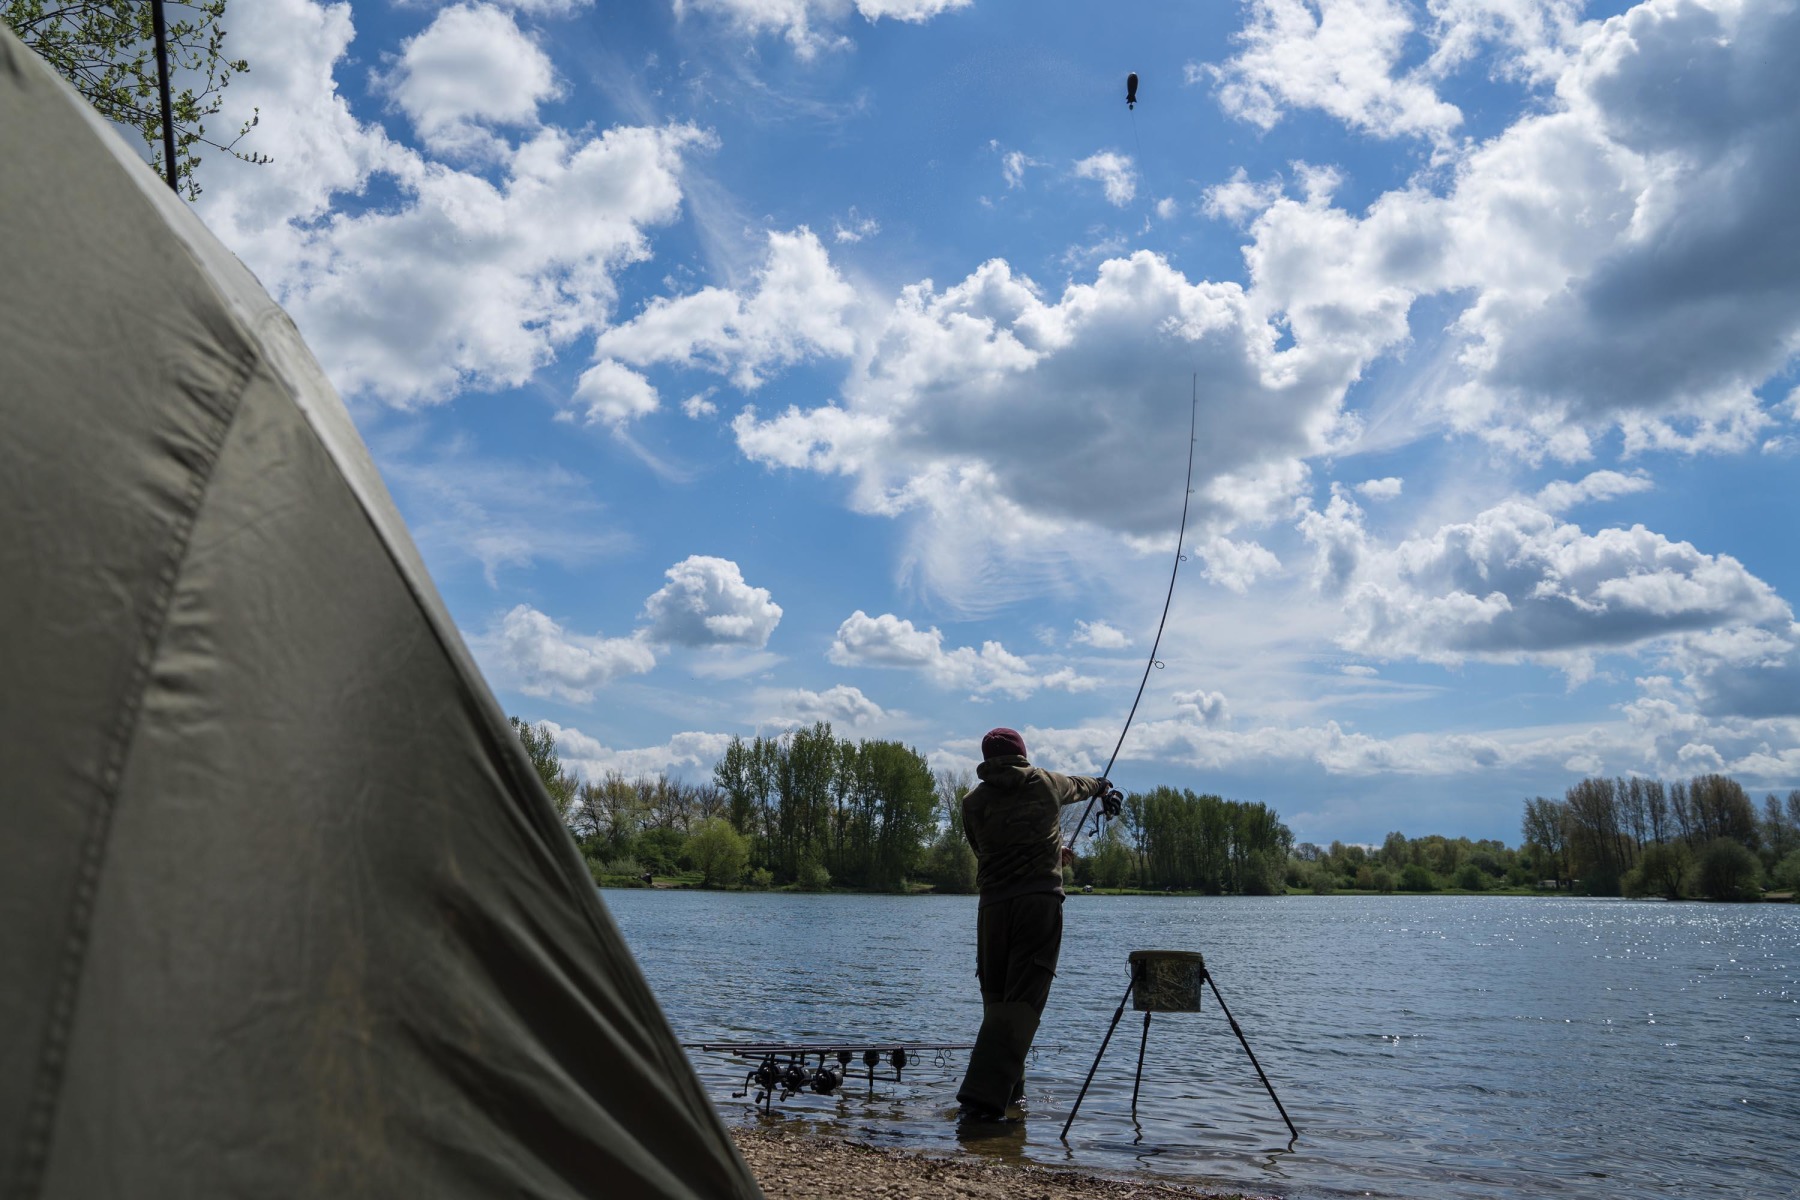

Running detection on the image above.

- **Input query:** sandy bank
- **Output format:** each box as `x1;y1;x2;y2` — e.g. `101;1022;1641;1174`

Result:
730;1125;1260;1200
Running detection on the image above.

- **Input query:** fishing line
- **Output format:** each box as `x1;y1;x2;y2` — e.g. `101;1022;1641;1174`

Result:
1130;107;1145;196
1066;374;1200;850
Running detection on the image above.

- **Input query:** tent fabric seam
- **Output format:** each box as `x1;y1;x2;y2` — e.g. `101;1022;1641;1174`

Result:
11;354;257;1199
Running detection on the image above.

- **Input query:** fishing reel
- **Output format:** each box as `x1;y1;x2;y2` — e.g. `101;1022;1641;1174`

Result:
1085;788;1125;839
703;1041;973;1113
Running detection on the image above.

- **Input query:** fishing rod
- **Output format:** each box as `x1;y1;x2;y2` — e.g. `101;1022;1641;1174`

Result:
1065;373;1199;852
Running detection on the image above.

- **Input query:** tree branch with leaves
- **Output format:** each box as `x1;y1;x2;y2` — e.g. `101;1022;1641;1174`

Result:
3;0;267;197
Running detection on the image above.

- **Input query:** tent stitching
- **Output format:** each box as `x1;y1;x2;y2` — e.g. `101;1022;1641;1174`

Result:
12;355;258;1200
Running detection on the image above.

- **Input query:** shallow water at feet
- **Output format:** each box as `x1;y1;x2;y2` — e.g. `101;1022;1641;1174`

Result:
605;891;1800;1199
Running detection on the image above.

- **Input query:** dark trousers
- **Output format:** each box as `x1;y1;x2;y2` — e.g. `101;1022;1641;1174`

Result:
956;892;1063;1112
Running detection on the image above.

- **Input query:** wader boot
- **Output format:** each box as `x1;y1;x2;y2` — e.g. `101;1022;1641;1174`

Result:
957;1001;1041;1116
956;892;1062;1117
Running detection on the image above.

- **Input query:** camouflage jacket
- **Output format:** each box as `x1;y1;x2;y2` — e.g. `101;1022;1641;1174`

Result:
961;755;1106;906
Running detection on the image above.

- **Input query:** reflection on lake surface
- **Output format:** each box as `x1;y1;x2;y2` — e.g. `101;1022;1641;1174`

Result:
605;891;1799;1200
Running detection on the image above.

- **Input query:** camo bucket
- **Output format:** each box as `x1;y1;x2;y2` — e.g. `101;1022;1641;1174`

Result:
1128;949;1206;1013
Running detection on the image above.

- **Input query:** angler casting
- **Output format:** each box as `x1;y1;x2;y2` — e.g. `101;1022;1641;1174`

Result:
955;726;1118;1122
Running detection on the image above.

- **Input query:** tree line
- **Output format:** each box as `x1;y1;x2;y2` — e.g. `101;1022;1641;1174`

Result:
1521;774;1800;900
1289;831;1542;895
517;719;1796;901
1284;774;1800;901
512;718;1295;895
1081;789;1293;894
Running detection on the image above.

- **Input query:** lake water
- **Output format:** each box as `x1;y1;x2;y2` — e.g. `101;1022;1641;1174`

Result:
605;891;1799;1199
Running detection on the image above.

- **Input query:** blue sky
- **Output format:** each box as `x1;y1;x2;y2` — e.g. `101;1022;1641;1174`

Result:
183;0;1800;845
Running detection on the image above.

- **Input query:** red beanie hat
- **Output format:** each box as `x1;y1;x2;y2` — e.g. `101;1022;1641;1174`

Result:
981;727;1028;760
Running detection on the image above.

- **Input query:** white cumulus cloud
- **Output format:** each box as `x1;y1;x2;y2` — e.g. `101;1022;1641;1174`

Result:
484;604;657;702
734;250;1373;605
597;228;858;391
641;555;783;648
1073;620;1132;649
382;3;559;158
1173;689;1231;725
573;359;660;425
1317;495;1792;672
1201;535;1283;593
1206;0;1464;141
543;723;735;779
674;0;970;59
828;611;1094;698
192;0;706;406
1216;0;1800;460
1354;476;1403;500
1073;151;1138;206
759;684;888;727
1533;470;1652;512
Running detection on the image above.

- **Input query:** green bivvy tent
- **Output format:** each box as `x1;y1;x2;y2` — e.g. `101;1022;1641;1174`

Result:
0;28;760;1199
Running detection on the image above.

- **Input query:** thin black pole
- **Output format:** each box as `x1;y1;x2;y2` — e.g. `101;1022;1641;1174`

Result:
1204;971;1299;1140
1129;1010;1152;1120
150;0;178;192
1059;969;1137;1141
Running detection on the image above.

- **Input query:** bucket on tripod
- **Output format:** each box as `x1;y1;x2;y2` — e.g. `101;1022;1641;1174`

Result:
1128;949;1205;1012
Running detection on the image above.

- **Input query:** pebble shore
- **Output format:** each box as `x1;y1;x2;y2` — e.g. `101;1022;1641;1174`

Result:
731;1125;1260;1200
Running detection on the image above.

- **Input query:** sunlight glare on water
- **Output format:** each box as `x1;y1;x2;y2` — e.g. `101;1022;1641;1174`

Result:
606;892;1800;1200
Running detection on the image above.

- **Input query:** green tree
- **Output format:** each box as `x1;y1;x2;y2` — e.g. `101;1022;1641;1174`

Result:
1695;838;1761;901
635;826;687;874
3;0;265;197
795;855;831;892
1087;825;1135;889
1760;793;1797;866
1399;863;1436;892
857;740;936;891
1772;849;1800;893
1634;845;1684;899
1521;796;1568;885
510;716;575;823
924;829;977;893
1240;848;1286;895
685;817;749;888
713;736;757;836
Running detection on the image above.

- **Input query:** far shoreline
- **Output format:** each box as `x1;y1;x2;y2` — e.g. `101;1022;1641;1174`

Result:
601;881;1796;903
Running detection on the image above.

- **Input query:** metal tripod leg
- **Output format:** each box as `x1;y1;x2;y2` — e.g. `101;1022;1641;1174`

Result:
1059;968;1139;1141
1129;1011;1151;1120
1203;969;1299;1140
